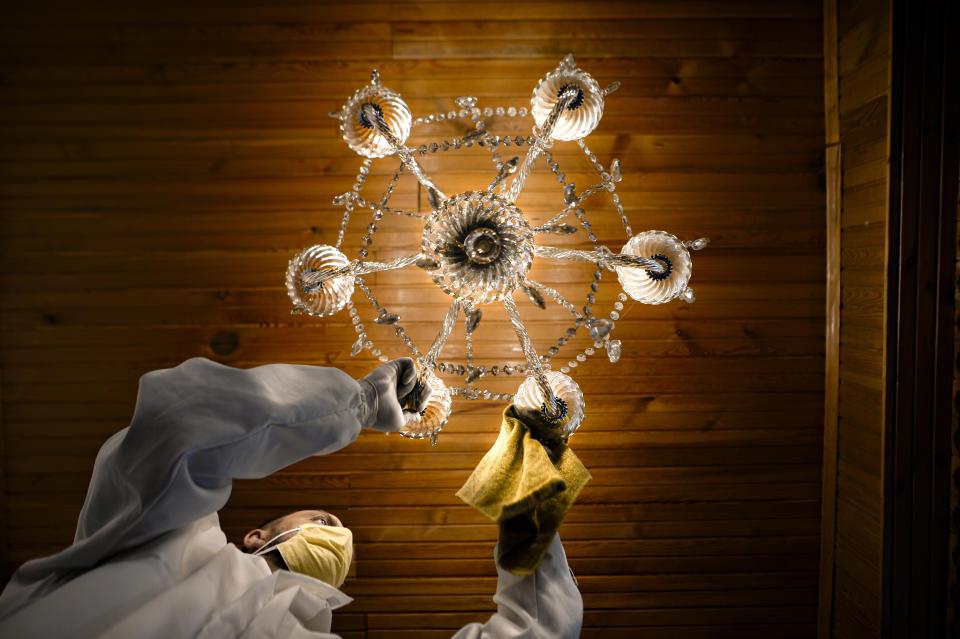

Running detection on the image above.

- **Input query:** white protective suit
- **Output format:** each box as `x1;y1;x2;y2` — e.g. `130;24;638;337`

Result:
0;358;583;638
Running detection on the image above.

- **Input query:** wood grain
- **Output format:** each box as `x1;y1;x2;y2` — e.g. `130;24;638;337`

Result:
820;0;889;636
0;1;826;636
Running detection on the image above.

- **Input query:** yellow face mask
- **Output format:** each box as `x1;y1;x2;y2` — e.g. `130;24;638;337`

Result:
255;524;354;588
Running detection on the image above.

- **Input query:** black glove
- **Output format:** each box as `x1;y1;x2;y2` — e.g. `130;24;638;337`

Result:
358;358;431;432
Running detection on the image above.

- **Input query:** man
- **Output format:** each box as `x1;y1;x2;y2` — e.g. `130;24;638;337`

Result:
0;357;583;638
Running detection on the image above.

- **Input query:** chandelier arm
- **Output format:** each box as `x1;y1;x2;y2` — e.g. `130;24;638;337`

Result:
362;103;447;201
420;299;462;372
503;86;579;204
300;253;424;290
534;245;667;274
502;295;560;417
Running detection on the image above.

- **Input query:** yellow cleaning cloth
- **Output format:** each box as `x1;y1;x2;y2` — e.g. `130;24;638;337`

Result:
456;405;591;575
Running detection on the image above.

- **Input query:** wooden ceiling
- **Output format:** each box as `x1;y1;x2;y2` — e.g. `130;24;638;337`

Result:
0;1;826;637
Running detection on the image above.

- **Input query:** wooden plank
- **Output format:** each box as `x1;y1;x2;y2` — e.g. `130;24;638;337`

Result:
838;53;889;116
819;9;841;628
391;20;822;43
0;2;823;26
0;0;827;629
0;95;822;125
368;625;816;639
0;77;825;106
0;58;824;88
392;39;822;61
370;605;817;628
5;481;824;512
0;133;823;162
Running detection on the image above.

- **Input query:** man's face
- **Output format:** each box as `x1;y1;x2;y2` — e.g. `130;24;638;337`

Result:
243;509;343;553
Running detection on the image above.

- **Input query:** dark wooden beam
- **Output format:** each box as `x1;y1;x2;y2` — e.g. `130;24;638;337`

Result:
818;2;841;636
883;0;959;635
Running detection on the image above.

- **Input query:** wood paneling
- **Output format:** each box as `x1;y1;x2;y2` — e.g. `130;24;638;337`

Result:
0;1;825;636
819;0;889;636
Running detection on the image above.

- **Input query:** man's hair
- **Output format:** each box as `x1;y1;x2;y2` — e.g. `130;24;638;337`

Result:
255;512;290;531
238;512;291;555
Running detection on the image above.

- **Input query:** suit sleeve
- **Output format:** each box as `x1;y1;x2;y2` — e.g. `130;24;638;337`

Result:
451;535;583;639
4;357;375;604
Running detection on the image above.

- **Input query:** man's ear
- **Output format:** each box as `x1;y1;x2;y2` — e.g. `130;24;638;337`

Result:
243;528;268;552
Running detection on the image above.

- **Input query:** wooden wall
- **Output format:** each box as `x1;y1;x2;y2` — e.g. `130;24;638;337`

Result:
0;2;826;637
819;0;889;637
821;0;890;637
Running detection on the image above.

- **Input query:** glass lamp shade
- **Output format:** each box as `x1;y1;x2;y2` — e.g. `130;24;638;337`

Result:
616;231;692;305
285;244;354;317
514;370;585;439
420;191;534;306
340;84;412;158
531;66;604;141
400;369;452;440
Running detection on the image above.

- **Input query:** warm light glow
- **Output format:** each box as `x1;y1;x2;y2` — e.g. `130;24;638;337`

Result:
285;54;709;444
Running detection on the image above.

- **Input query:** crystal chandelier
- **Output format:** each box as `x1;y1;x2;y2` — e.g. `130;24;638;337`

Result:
285;53;708;444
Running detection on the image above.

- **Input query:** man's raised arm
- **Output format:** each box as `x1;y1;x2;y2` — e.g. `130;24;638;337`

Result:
453;535;583;639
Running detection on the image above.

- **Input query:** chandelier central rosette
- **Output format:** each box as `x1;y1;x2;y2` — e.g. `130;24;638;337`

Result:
420;191;534;306
284;54;709;445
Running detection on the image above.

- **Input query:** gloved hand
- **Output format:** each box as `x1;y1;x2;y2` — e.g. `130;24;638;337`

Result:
357;358;431;432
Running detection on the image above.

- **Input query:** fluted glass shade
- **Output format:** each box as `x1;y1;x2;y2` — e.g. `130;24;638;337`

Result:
401;370;452;440
616;231;692;304
514;370;585;438
285;244;354;316
531;66;603;141
340;84;412;159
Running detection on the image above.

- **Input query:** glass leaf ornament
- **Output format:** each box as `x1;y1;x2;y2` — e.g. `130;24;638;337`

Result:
514;370;585;439
616;231;693;305
606;339;623;363
285;245;354;317
531;59;604;141
339;82;412;159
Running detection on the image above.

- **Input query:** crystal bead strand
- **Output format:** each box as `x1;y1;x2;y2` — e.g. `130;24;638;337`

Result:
356;165;404;260
413;107;478;127
541;149;567;185
577;139;606;173
560;340;606;374
352;276;419;359
536;179;614;230
449;385;516;401
408;133;505;157
464;331;475;382
523;280;585;367
334;158;371;249
578;138;632;237
414;105;527;126
346;302;371;359
352;193;426;220
439;361;526;376
345;283;387;362
364;104;446;198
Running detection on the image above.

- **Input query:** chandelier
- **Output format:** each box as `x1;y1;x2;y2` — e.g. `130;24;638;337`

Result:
285;53;707;445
